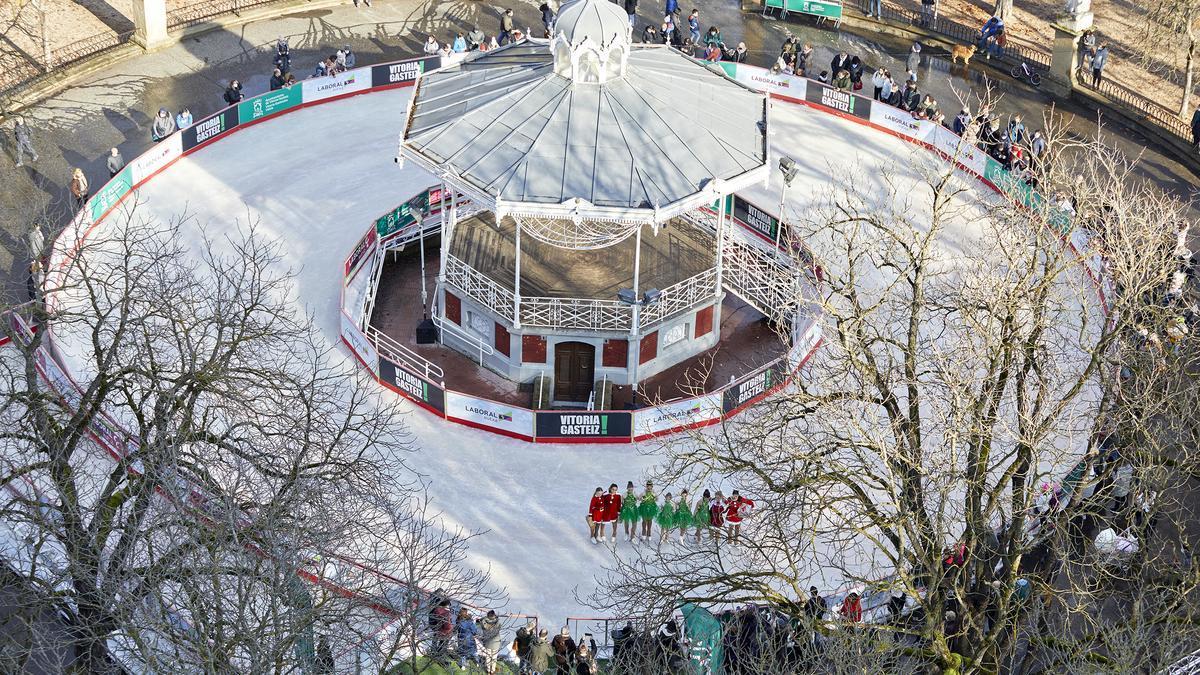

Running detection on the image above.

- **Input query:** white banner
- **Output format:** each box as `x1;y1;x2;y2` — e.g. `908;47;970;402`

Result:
787;318;824;371
340;312;379;376
130;132;183;185
868;104;921;140
633;392;723;439
302;66;371;103
727;64;807;99
445;392;535;439
927;125;988;177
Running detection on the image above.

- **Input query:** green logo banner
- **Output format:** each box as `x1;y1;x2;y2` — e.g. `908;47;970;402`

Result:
88;166;133;222
238;86;302;124
376;188;442;238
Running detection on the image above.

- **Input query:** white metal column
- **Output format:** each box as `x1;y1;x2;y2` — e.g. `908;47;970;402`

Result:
513;218;522;328
628;223;643;395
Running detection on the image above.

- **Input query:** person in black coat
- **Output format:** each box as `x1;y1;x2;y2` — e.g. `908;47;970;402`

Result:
830;51;852;78
223;80;244;106
625;0;638;24
1192;107;1200;149
900;82;921;111
269;68;285;91
848;54;864;87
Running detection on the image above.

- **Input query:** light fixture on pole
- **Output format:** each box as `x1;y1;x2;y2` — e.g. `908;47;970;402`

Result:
776;156;798;254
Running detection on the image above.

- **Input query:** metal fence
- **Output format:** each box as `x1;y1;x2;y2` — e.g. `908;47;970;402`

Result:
166;0;287;31
0;29;135;100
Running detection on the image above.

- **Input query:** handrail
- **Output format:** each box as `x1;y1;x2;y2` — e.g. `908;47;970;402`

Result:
365;323;445;383
431;309;494;366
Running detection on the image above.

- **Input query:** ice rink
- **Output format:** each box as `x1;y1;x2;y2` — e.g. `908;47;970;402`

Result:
41;83;1101;631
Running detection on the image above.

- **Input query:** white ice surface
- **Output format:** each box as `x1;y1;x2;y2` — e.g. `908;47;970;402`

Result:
41;87;1099;629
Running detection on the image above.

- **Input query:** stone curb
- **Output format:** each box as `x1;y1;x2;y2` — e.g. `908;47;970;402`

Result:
0;0;347;124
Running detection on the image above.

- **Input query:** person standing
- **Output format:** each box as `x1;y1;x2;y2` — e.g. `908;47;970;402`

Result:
687;9;700;47
638;481;658;541
455;609;480;670
619;481;638;542
920;0;936;26
315;635;335;674
452;32;467;52
424;35;440;55
478;610;503;675
515;620;536;674
12;116;38;167
175;107;193;130
665;0;678;17
603;483;622;543
1191;108;1200;150
106;147;125;177
69;168;89;212
575;642;598;675
656;492;675;542
871;67;887;100
673;489;692;542
1091;44;1109;86
905;43;921;79
625;0;638;27
709;490;726;542
152;108;176;142
540;1;556;37
730;42;748;63
467;26;485;50
529;629;553;673
804;586;827;623
430;598;453;663
270;68;285;90
725;490;755;543
839;592;863;623
343;45;356;68
587;487;604;544
353;0;372;7
693;489;711;543
223;80;244;106
551;627;577;675
830;51;851;78
499;8;515;45
273;37;291;75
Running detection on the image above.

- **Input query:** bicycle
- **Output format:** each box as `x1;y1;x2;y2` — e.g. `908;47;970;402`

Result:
1010;60;1042;87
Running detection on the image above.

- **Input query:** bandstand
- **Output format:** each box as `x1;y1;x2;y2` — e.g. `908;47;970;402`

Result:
393;0;775;406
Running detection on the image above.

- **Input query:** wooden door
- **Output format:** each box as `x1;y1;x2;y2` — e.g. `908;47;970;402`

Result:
554;341;595;402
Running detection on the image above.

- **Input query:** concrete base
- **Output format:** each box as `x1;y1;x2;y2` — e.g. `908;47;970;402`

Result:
131;0;170;50
1047;12;1093;95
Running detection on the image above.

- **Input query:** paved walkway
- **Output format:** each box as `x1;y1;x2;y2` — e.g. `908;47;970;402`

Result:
0;0;1197;306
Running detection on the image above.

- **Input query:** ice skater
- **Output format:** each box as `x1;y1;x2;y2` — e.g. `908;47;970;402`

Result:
620;481;638;542
587;487;604;544
656;492;675;542
674;489;692;542
603;483;622;544
693;489;711;544
638;481;658;541
725;489;755;543
709;490;726;542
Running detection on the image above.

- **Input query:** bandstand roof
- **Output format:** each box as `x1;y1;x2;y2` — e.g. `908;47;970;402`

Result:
400;38;768;222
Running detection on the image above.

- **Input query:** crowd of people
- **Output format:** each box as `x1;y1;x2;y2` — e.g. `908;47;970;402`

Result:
586;481;755;545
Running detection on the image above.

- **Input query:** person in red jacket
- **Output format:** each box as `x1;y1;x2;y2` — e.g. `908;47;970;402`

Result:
602;483;622;544
725;490;755;543
709;490;726;542
588;487;605;544
839;592;863;623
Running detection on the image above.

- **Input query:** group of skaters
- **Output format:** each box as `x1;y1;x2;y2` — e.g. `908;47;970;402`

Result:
586;481;755;545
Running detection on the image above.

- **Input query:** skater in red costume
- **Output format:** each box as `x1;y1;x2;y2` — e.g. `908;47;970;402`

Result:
587;487;605;544
603;483;622;544
725;490;755;543
709;490;726;543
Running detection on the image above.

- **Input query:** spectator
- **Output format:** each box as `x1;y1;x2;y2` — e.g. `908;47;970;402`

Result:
540;1;556;37
456;609;480;670
901;80;921;111
1007;113;1026;144
839;591;863;622
335;49;347;70
817;70;829;83
452;32;467;53
1192;108;1200;150
12;116;38;166
529;629;553;673
352;0;371;6
515;620;536;673
175;107;193;129
1091;43;1109;86
575;642;598;675
866;0;881;18
797;43;813;73
914;94;938;120
1111;461;1134;513
424;35;440;55
805;586;827;622
730;42;748;63
325;55;341;74
551;627;577;675
313;59;327;78
1030;129;1047;166
988;28;1006;59
274;37;291;75
315;635;334;674
106;147;125;177
1078;29;1096;71
688;9;701;46
223;80;243;106
906;43;921;77
888;591;907;623
283;72;297;87
953;108;971;135
151;108;176;142
499;8;515;45
662;19;675;45
479;610;503;675
439;42;453;59
69;168;89;211
343;45;356;68
641;24;658;44
468;26;485;50
978;15;1003;51
830;50;851;77
430;598;453;663
625;0;637;27
848;54;864;90
270;68;285;91
703;25;722;50
920;0;936;26
871;67;888;100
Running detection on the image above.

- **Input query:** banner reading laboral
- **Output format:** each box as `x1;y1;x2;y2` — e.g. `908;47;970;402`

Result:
718;64;807;99
868;104;921;140
926;125;987;177
238;86;302;124
804;81;871;121
446;392;535;440
129;132;182;185
340;312;379;376
633;393;722;439
302;66;371;103
535;411;632;441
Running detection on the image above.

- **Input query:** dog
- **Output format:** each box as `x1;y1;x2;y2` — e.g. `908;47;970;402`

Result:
950;44;976;65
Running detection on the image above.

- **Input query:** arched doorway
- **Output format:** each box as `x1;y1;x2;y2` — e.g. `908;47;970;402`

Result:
554;341;596;403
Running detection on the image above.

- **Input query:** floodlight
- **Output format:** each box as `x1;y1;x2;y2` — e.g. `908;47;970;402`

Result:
617;289;638;304
778;156;799;186
642;289;662;305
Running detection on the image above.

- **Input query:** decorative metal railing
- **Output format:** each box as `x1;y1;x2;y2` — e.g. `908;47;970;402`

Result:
365;324;445;382
639;267;719;326
720;237;806;322
519;297;633;331
444;254;516;319
166;0;282;30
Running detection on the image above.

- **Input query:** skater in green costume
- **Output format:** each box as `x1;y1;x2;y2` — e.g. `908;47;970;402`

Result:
693;489;711;544
656;492;675;542
619;481;638;542
673;489;693;542
638;481;658;540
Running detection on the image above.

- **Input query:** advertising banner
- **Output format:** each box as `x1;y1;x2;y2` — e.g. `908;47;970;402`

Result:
535;411;633;441
345;227;377;281
868;104;921;140
787;318;823;371
370;57;439;87
376;187;442;239
765;0;843;18
340;312;380;376
238;86;302;125
633;393;722;439
804;81;870;121
88;166;133;222
302;66;371;103
379;358;445;414
926;125;987;177
182;108;238;151
722;361;788;414
446;392;535;439
130;132;182;185
722;64;806;99
731;195;781;242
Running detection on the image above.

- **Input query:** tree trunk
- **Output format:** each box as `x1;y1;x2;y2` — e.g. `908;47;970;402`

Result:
1181;34;1195;120
992;0;1013;22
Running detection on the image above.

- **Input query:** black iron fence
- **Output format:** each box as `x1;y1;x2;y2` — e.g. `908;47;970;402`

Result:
166;0;290;31
0;30;135;101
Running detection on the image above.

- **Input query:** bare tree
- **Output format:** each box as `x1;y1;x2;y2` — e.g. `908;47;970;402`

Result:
591;120;1199;674
1132;0;1200;118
